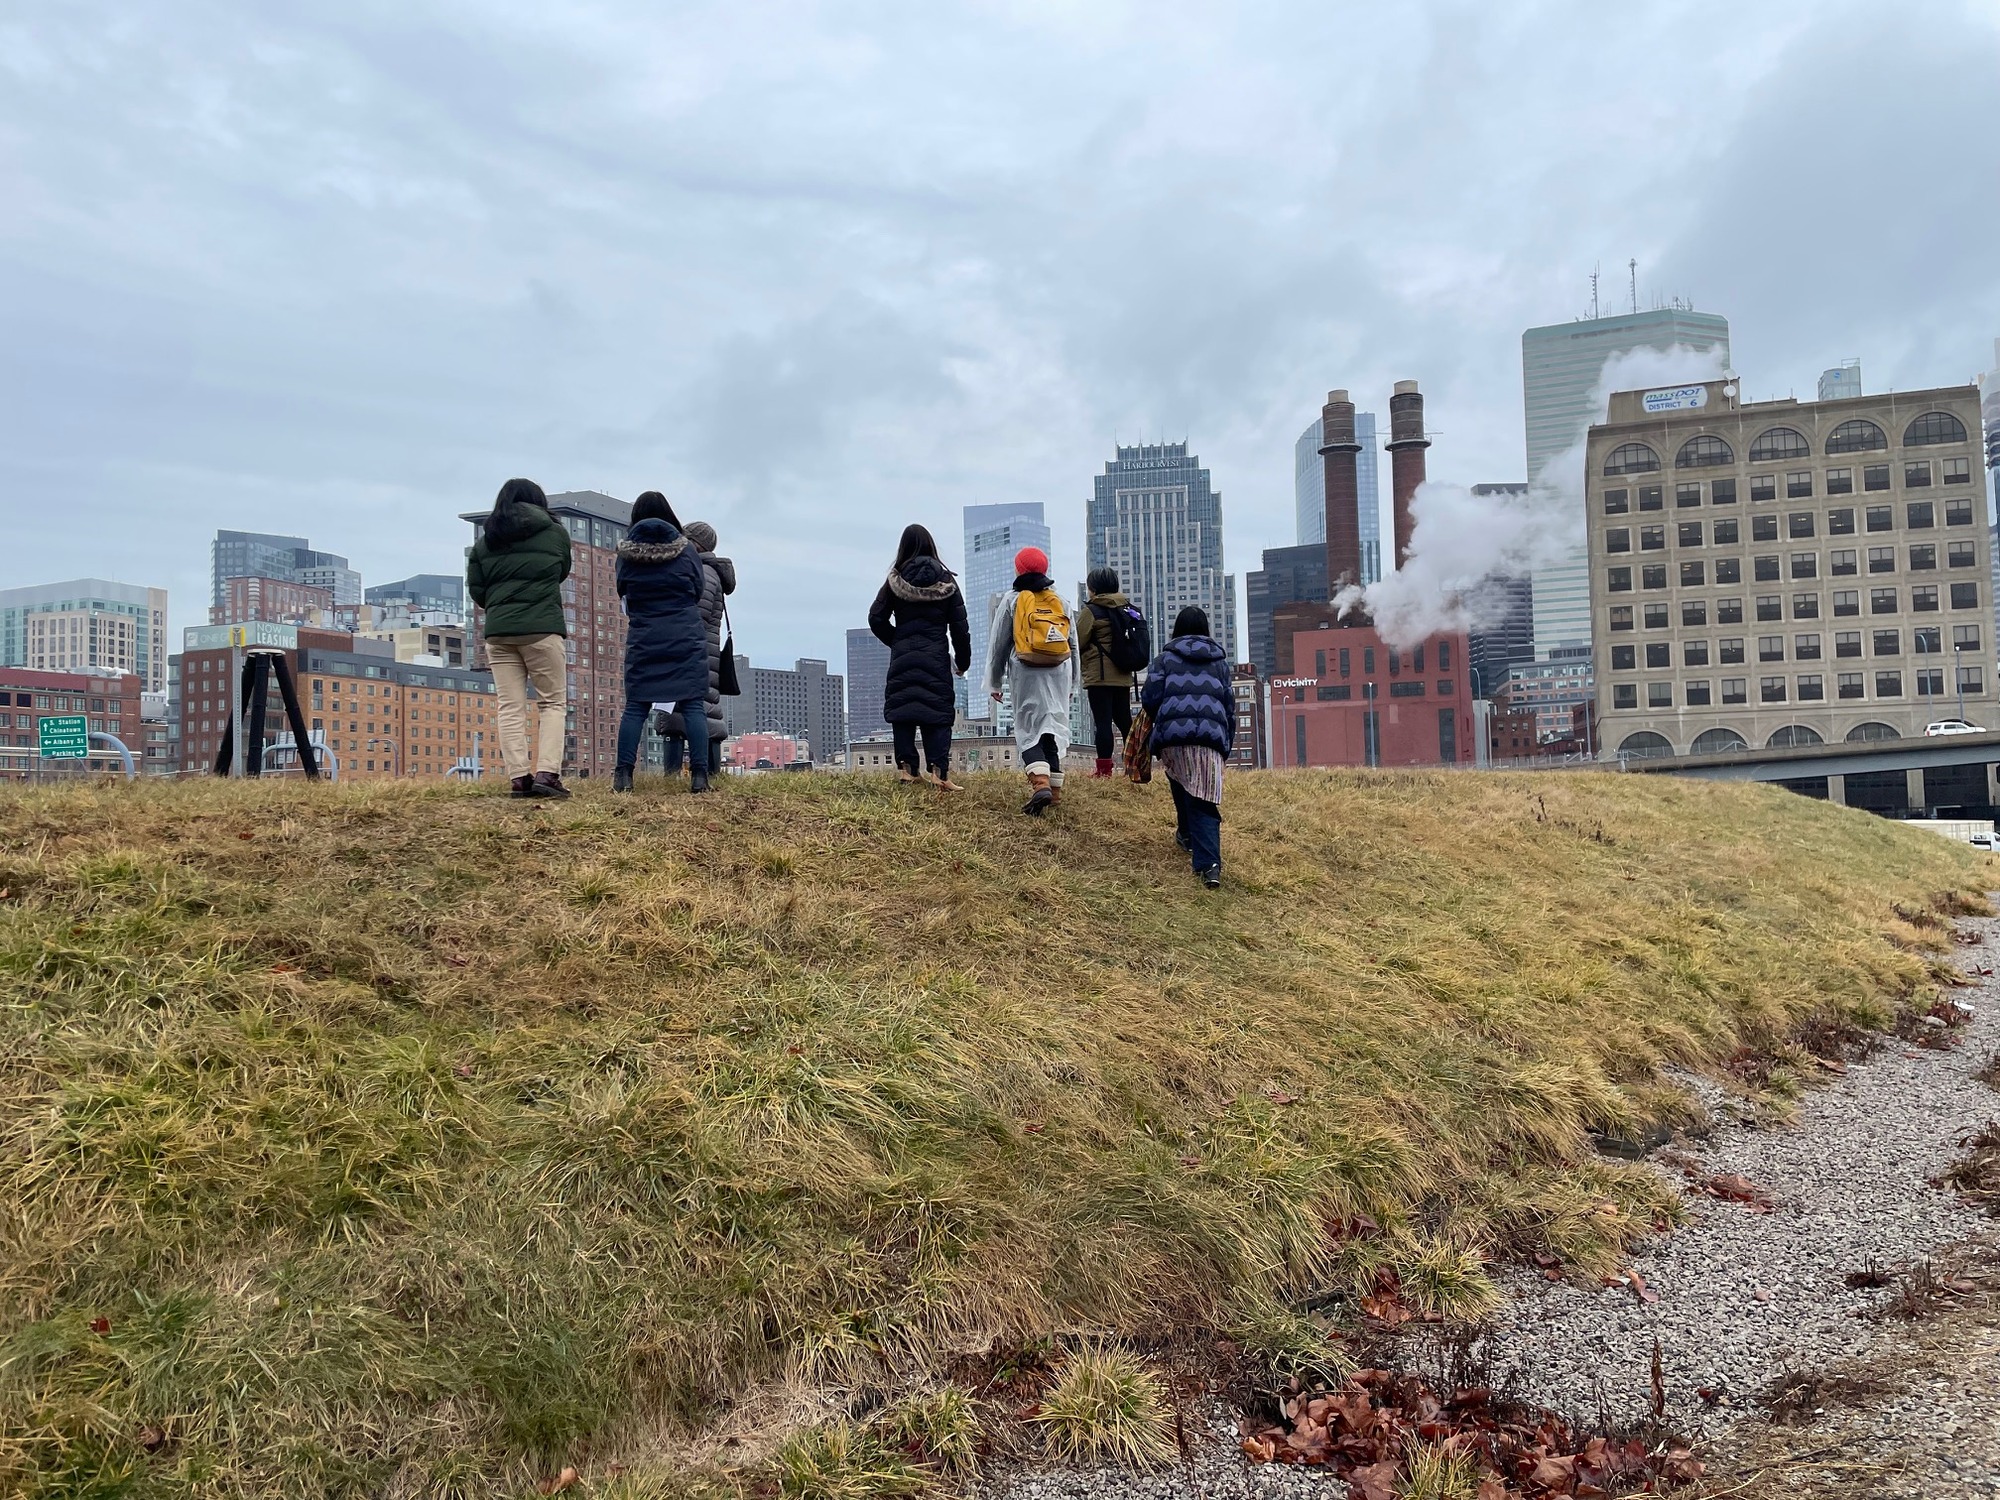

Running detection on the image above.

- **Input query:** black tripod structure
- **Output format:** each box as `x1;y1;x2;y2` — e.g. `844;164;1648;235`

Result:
214;647;321;780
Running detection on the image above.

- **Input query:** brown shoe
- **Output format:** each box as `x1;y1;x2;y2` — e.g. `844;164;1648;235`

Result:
528;772;571;800
932;772;963;792
1023;770;1053;816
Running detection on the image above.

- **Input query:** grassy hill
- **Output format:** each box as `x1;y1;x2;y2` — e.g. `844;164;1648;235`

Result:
0;768;1986;1497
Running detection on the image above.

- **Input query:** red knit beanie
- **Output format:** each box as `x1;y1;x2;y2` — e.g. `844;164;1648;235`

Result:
1014;546;1049;576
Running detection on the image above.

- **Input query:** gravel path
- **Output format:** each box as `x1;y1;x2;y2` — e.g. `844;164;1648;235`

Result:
976;911;2000;1499
1470;909;1998;1436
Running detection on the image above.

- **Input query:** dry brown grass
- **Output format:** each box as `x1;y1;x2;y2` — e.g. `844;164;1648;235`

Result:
0;766;1985;1497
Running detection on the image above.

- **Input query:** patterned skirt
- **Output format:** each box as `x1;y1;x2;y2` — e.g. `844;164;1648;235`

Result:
1158;744;1225;804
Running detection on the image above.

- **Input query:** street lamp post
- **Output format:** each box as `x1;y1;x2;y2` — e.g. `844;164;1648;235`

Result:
1954;640;1967;725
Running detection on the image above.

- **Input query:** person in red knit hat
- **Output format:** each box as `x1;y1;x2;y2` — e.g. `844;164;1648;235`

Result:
981;544;1076;814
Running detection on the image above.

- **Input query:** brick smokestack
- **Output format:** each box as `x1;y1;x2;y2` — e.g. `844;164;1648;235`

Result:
1317;389;1364;593
1385;379;1430;571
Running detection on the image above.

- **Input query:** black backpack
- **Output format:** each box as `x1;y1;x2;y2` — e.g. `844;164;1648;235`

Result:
1089;601;1151;674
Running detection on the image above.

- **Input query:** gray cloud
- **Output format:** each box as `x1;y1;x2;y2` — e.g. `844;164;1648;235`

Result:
3;0;1996;673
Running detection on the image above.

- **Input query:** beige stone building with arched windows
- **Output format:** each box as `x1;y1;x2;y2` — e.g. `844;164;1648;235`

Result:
1587;378;1992;760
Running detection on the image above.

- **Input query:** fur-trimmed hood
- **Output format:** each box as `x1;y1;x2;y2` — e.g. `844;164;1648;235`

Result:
887;555;959;602
617;516;689;563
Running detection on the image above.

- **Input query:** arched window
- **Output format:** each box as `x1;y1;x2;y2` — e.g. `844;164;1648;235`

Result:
1903;411;1968;446
1825;419;1887;454
1675;435;1734;468
1690;727;1747;754
1845;721;1901;742
1603;442;1660;476
1618;731;1674;760
1765;725;1824;748
1748;427;1811;462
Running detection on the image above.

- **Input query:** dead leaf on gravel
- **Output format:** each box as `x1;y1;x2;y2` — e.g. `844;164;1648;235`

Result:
1699;1171;1775;1211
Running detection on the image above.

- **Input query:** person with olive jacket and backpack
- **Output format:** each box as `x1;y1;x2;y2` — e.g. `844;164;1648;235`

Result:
1139;606;1236;888
467;477;573;799
868;523;971;790
1076;566;1148;777
614;492;711;794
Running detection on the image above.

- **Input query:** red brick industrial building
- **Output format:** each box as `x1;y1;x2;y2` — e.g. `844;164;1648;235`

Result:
1266;382;1477;769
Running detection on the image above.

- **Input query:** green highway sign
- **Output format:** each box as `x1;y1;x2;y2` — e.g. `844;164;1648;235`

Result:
37;715;89;759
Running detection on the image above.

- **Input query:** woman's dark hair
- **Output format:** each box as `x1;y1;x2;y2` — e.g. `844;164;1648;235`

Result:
631;490;682;529
483;477;548;543
1172;606;1211;639
1087;567;1119;595
895;523;941;568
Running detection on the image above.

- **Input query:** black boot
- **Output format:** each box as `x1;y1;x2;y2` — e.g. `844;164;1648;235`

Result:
689;767;711;794
612;767;634;793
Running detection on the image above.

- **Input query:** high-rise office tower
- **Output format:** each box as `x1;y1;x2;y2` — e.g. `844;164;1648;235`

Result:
963;503;1050;720
1818;360;1862;403
1521;308;1731;659
0;579;171;694
1295;412;1381;581
1086;441;1236;662
844;627;892;741
745;657;846;763
1245;545;1328;680
1464;485;1536;696
211;530;362;610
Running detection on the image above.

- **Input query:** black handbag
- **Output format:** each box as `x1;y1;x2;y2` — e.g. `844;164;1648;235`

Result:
718;602;742;696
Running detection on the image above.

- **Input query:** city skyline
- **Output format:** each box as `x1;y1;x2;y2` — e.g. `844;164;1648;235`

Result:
6;6;1994;674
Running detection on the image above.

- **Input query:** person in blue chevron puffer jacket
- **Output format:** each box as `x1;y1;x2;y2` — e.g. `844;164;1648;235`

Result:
1139;606;1236;889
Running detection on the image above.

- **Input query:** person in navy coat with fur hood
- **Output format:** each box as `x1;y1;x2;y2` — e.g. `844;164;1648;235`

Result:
1139;606;1236;888
614;491;711;792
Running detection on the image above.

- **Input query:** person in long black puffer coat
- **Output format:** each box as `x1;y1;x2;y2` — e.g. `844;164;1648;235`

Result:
614;491;710;793
867;523;971;790
653;520;736;779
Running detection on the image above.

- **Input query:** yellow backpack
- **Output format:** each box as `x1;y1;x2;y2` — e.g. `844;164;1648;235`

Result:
1012;589;1073;666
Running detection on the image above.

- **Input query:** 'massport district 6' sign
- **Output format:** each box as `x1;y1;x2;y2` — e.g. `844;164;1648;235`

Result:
37;715;89;759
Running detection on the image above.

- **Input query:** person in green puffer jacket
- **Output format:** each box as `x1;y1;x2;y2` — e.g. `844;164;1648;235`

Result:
467;477;573;799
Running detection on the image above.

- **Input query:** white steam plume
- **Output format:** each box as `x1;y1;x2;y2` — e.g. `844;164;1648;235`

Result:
1336;343;1731;651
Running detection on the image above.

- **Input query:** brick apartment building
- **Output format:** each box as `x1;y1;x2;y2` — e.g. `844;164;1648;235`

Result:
1228;663;1265;769
208;574;335;626
176;623;497;778
0;667;146;779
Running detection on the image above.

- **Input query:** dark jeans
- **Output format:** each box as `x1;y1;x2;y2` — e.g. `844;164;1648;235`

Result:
1168;775;1222;873
1087;685;1132;758
619;698;706;776
892;721;951;776
1023;732;1060;770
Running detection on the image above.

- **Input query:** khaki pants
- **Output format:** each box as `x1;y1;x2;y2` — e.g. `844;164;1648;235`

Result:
487;634;568;778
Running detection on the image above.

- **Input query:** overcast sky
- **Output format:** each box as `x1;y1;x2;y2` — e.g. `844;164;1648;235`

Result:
5;1;1998;666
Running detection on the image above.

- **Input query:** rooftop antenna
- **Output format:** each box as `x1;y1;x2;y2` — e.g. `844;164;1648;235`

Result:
1589;265;1600;320
1628;258;1638;315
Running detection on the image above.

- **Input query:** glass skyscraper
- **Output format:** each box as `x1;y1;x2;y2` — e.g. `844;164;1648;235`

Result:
1087;442;1236;662
1294;411;1381;582
962;503;1050;721
844;626;892;741
1521;309;1731;658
